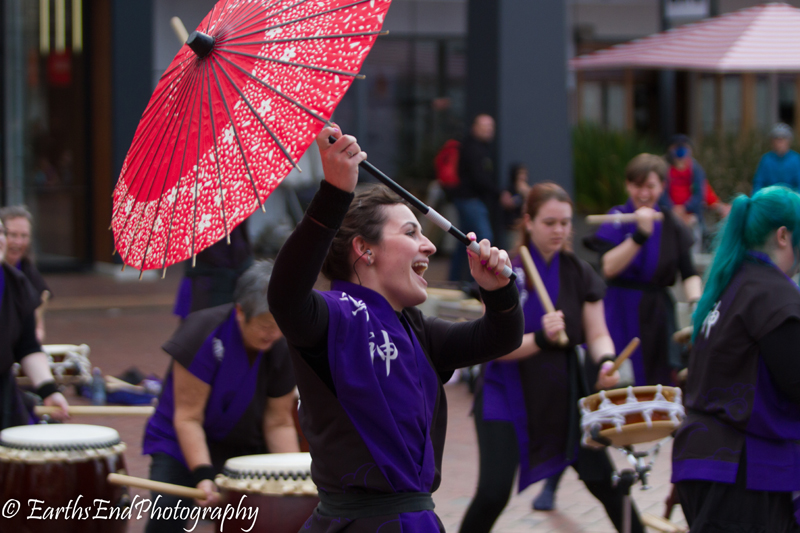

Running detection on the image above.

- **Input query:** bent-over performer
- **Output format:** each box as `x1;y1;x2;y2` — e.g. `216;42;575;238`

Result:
672;186;800;532
267;127;523;532
143;261;298;533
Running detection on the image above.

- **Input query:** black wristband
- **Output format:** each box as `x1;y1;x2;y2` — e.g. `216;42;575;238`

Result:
597;355;616;367
35;381;59;400
534;330;556;350
480;281;519;313
191;465;216;486
631;228;650;245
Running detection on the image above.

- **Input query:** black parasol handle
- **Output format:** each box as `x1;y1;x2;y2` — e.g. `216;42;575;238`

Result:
327;136;515;281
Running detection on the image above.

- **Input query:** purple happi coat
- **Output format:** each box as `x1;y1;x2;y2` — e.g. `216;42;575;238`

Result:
480;244;605;491
672;259;800;492
143;305;295;470
588;200;693;386
298;280;442;531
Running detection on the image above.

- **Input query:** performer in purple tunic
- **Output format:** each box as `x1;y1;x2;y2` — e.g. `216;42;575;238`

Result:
0;206;52;342
267;127;523;532
143;261;298;533
584;154;702;386
459;183;643;533
0;218;68;429
672;186;800;532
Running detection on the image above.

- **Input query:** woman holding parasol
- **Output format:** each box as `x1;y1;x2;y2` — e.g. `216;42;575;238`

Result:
584;154;702;387
459;182;643;533
268;126;523;531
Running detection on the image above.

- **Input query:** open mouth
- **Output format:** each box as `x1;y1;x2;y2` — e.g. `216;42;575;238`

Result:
412;261;428;277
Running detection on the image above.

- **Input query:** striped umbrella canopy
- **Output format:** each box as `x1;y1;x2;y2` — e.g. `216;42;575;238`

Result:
571;2;800;72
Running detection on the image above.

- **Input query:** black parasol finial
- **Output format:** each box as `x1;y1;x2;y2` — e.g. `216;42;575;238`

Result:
187;31;215;58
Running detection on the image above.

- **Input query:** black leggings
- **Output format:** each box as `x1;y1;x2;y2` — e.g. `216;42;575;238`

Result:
459;394;643;533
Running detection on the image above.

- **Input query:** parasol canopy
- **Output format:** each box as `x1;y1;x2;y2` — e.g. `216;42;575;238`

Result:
571;2;800;72
112;0;392;272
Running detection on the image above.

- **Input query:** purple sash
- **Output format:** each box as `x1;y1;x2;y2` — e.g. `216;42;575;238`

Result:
483;245;567;490
322;281;439;493
595;200;662;384
198;311;262;441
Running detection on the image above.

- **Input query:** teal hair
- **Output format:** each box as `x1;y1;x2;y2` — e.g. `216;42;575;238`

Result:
692;185;800;341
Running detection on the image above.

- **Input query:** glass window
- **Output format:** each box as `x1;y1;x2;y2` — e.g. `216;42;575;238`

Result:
755;76;771;132
722;76;741;133
332;36;466;185
606;83;625;131
700;76;715;134
779;77;795;127
4;0;89;268
581;82;603;125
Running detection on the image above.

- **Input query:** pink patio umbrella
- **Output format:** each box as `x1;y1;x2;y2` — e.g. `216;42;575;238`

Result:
571;2;800;72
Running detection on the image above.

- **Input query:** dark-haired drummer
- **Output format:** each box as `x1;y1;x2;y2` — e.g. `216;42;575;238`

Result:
268;127;523;531
672;186;800;532
143;261;298;533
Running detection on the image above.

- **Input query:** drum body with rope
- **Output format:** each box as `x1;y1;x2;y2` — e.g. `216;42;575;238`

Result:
0;424;129;533
215;453;318;533
579;385;685;447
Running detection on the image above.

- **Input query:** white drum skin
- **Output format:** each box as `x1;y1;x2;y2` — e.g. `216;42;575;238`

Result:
0;424;129;533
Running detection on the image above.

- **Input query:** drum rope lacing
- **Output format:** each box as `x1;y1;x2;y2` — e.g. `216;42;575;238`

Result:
221;468;311;481
579;385;685;435
0;439;126;463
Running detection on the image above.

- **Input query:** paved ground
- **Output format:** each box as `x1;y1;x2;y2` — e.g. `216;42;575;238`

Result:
14;257;687;533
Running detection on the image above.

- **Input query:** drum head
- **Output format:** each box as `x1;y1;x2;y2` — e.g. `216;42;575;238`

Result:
580;385;684;447
0;424;120;450
581;385;679;411
223;452;311;479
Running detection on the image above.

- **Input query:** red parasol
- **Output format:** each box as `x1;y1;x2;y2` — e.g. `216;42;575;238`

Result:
112;0;514;279
112;0;391;272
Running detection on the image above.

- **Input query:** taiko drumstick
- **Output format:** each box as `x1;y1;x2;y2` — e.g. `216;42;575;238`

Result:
108;473;206;500
609;337;640;374
35;405;155;416
519;245;569;347
585;212;664;225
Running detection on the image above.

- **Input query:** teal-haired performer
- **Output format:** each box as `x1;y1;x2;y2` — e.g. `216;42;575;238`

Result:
672;186;800;532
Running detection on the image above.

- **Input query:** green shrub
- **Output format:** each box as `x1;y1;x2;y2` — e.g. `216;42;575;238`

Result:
693;132;770;202
572;122;661;213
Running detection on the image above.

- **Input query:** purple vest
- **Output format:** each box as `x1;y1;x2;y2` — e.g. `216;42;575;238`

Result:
482;246;566;490
672;259;800;491
319;281;441;530
143;309;264;467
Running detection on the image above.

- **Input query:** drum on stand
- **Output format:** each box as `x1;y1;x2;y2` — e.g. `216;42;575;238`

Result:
579;385;685;448
215;453;318;533
0;424;129;533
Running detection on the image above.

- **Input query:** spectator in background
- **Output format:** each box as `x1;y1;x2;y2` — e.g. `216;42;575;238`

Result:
752;123;800;194
0;206;51;343
449;114;499;282
661;135;730;251
661;135;706;228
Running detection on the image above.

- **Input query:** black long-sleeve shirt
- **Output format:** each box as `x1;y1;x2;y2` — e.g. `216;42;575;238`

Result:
759;319;800;405
268;180;524;394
